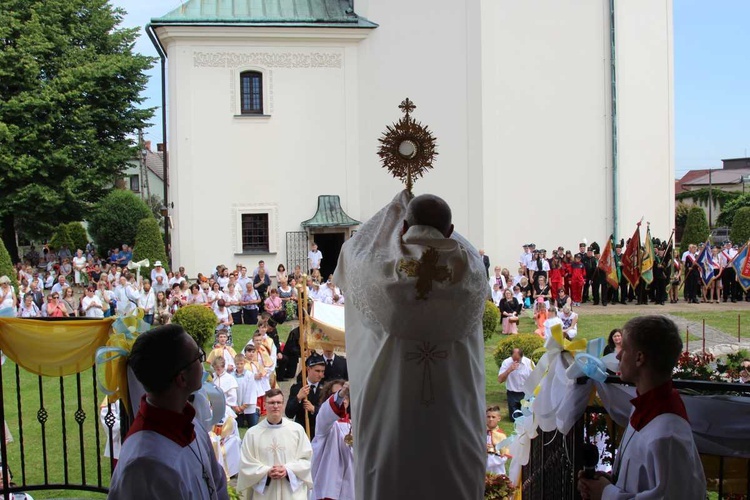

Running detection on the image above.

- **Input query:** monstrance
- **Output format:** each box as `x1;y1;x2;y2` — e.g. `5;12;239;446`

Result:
377;98;438;193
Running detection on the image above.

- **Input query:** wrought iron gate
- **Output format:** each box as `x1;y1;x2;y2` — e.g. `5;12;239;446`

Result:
0;360;121;498
286;231;309;274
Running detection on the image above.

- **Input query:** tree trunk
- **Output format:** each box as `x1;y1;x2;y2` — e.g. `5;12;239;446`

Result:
1;213;19;262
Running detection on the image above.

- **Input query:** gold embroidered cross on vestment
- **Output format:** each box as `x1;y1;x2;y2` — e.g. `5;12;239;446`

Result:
398;247;452;300
405;342;448;406
268;437;285;464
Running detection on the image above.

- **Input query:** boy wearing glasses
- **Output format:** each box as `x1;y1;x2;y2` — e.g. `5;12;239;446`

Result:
108;325;227;499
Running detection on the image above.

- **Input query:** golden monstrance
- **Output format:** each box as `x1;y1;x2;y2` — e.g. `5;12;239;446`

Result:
377;98;438;193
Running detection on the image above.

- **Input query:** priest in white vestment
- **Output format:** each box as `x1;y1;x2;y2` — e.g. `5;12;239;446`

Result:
237;389;313;499
578;316;706;500
311;382;354;500
335;191;488;499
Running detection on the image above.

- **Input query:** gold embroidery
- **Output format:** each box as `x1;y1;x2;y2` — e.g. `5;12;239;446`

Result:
405;342;448;406
398;247;452;300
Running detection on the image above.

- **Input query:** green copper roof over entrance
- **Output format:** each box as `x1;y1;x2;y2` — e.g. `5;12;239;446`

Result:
151;0;377;28
302;195;360;228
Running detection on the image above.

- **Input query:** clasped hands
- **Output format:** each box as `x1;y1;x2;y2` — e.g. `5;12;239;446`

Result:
268;465;288;480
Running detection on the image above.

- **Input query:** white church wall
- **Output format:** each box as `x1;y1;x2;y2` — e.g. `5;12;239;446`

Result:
159;27;364;275
615;0;675;241
480;0;613;269
354;0;482;246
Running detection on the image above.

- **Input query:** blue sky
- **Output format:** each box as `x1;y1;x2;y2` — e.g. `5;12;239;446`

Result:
113;0;750;179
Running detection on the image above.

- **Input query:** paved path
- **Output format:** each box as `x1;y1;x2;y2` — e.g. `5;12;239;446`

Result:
570;300;750;354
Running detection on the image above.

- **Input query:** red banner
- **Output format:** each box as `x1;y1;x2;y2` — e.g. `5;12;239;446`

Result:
621;223;641;287
598;237;620;289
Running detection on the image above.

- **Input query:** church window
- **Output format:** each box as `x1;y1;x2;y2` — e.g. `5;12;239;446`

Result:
240;71;263;115
242;213;269;252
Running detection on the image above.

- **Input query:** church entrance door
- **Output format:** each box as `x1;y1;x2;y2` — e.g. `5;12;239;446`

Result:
312;232;345;281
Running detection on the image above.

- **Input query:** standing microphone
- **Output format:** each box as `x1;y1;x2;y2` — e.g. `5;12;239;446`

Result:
581;442;599;479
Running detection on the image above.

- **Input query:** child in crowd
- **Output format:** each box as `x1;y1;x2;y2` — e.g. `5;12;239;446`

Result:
533;297;547;338
543;306;563;340
207;331;236;373
485;406;510;475
233;354;259;428
245;339;271;416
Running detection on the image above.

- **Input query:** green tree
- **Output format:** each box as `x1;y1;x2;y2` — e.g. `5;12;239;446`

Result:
172;305;219;350
679;207;710;254
717;193;750;228
730;207;750;244
0;0;155;260
675;202;691;231
132;218;169;280
0;236;17;290
66;222;89;252
48;224;74;252
88;190;153;252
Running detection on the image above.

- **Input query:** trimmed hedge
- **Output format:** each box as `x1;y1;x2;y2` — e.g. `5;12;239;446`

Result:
172;305;218;349
730;207;750;245
0;237;18;290
88;190;153;251
48;224;74;252
679;206;709;254
66;222;89;252
493;333;545;368
132;218;169;280
483;300;500;341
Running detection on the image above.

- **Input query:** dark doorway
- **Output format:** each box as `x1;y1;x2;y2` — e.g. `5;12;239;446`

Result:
313;232;345;281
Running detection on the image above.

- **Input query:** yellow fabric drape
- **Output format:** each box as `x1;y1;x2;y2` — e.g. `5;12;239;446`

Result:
0;317;114;377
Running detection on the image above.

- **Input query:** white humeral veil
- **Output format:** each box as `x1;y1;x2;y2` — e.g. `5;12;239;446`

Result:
335;190;488;500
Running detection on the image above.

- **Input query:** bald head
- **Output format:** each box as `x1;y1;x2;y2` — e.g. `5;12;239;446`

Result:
403;194;454;238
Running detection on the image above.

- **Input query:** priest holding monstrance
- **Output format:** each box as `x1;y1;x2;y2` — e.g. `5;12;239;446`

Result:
335;99;488;499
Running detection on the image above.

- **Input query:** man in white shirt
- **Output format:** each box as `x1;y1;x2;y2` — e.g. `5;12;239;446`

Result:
81;286;105;318
497;348;532;422
577;315;705;500
152;274;168;296
150;261;168;285
237;266;252;293
518;244;532;273
51;275;70;296
307;244;322;274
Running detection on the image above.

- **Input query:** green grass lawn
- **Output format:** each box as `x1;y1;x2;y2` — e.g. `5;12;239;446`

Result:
671;311;750;339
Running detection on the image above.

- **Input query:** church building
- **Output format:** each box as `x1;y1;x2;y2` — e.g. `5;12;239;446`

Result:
149;0;674;276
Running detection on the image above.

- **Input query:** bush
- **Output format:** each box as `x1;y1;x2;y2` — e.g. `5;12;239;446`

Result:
48;224;74;252
679;206;710;254
87;190;153;252
172;305;218;349
66;222;89;253
730;207;750;244
483;301;500;341
493;334;545;368
132;218;169;280
0;236;18;290
717;192;750;227
675;202;691;231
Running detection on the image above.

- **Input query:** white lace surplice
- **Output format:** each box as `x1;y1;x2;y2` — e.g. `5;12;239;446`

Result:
335;190;488;500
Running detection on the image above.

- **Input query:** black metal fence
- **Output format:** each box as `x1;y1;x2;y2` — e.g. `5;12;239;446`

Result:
0;360;123;498
521;378;750;499
286;231;309;274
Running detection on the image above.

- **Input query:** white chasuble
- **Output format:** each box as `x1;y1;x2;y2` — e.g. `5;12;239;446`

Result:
335;190;488;500
236;418;312;500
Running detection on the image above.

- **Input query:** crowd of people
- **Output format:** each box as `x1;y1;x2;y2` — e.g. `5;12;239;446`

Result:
483;239;750;321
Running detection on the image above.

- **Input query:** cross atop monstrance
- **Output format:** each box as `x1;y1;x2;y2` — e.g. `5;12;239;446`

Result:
378;98;438;193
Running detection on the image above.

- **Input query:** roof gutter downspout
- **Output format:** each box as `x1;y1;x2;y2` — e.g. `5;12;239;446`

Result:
610;0;619;239
146;24;171;263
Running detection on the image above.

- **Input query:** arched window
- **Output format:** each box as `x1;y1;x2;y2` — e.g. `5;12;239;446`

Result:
240;71;263;115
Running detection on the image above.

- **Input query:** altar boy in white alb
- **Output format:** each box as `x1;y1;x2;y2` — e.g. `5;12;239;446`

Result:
336;191;488;499
578;315;706;500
